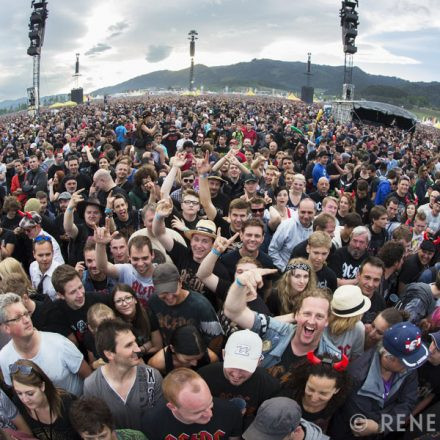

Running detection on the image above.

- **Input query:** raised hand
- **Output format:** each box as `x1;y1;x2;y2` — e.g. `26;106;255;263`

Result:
171;215;187;232
106;190;116;209
213;228;239;255
68;188;85;209
93;217;116;245
171;151;187;169
196;150;212;175
75;261;85;277
236;268;278;297
156;197;173;218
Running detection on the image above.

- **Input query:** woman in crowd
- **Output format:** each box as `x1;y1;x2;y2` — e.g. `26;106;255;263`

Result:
325;285;371;359
401;201;417;227
293;143;307;173
287;174;307;211
148;325;218;376
282;352;352;433
111;283;162;357
339;162;356;193
265;186;295;231
128;165;158;210
336;193;354;226
48;171;65;203
266;258;316;316
11;359;79;440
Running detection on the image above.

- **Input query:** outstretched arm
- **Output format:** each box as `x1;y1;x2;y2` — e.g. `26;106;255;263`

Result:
94;217;120;279
152;198;174;252
197;151;217;220
63;188;85;239
224;267;277;329
160;151;187;199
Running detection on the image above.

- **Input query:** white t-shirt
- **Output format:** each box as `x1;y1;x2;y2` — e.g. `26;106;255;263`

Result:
0;331;84;396
116;264;154;308
29;259;61;301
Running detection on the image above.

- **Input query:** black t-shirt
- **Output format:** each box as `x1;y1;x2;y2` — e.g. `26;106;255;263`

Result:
266;345;305;384
328;246;367;280
211;191;230;216
213;211;239;241
355;197;374;224
199;362;281;429
141;398;242;439
168;240;231;310
114;208;139;238
42;292;110;344
399;254;427;286
68;222;95;266
220;249;276;278
362;292;386;324
316;266;337;292
0;214;20;230
0;228;16;248
14;392;79;440
368;226;387;256
417;360;440;403
309;191;326;212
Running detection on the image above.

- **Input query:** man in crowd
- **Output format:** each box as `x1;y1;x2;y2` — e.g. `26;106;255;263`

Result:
84;319;163;430
0;293;91;395
141;368;242;439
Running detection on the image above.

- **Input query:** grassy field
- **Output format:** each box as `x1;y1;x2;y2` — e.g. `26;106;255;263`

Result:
411;107;440;122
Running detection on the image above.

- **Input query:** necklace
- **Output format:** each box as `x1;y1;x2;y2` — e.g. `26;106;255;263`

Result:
33;407;53;440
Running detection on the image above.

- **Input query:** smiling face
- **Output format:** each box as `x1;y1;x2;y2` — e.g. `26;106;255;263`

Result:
294;297;329;348
84;205;102;227
129;245;153;276
223;368;253;387
240;226;264;254
190;233;214;262
62;276;86;310
357;263;383;298
229;208;249;231
113;290;137;318
303;375;339;412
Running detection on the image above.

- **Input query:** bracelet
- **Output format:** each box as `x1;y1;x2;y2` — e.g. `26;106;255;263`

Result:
155;213;163;220
235;278;245;288
201;172;209;179
211;248;221;257
104;208;113;215
67;207;74;212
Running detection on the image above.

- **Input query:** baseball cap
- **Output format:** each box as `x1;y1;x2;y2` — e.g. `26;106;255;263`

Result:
223;330;262;373
383;322;429;369
153;262;180;296
429;330;440;350
243;397;301;440
244;174;258;183
58;192;72;201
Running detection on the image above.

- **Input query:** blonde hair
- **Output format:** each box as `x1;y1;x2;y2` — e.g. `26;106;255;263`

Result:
276;258;316;315
308;231;332;249
0;258;32;291
87;303;115;332
328;314;361;336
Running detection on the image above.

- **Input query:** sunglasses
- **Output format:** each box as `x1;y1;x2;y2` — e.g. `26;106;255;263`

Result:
252;208;265;214
34;235;52;243
9;363;32;375
182;178;194;183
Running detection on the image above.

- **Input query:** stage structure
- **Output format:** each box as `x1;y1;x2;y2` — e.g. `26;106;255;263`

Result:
27;0;49;113
71;53;83;104
188;30;198;92
339;0;359;100
301;53;314;104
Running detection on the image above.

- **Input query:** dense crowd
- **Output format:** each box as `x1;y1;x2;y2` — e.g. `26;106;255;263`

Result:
0;95;439;440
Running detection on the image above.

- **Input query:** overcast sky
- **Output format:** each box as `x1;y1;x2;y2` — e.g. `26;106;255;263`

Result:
0;0;438;101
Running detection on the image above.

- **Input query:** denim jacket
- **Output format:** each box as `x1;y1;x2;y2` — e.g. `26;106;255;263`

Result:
250;312;341;368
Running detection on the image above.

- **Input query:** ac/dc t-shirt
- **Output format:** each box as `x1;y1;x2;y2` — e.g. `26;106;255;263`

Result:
141;397;242;440
328;246;367;280
116;264;155;308
316;266;337;293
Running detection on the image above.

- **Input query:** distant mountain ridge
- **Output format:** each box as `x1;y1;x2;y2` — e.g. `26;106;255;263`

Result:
91;58;440;109
1;59;439;111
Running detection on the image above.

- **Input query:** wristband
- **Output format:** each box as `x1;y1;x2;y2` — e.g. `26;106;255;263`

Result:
67;207;74;212
235;278;245;288
155;213;163;220
211;248;221;257
105;208;113;215
201;172;209;179
182;227;190;232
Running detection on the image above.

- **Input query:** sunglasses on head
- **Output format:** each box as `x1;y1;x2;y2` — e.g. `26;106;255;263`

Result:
9;363;32;375
34;235;52;243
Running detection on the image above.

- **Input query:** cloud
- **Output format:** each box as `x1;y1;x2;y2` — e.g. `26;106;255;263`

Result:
145;44;173;62
85;43;112;56
108;21;129;38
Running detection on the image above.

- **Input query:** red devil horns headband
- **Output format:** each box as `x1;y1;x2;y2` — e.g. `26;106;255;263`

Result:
18;210;33;219
306;351;349;372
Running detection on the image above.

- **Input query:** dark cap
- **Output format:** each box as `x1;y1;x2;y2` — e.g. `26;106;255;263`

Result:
153;263;180;296
244;174;258;183
420;240;436;253
243;397;302;440
317;150;329;158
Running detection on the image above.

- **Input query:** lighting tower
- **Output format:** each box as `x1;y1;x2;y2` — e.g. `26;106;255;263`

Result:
188;30;198;92
339;0;359;100
71;53;83;104
27;0;49;113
